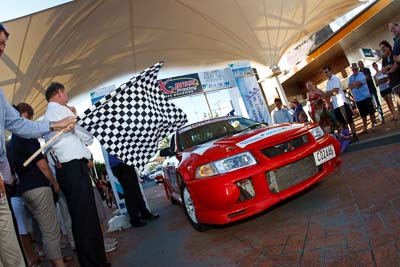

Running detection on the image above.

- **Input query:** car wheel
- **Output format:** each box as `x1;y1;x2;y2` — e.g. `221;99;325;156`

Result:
181;183;209;232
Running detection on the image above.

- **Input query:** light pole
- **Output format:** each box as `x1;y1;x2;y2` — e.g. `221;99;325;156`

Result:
269;65;289;107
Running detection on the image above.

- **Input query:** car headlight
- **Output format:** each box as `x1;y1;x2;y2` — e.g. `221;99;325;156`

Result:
195;152;257;178
195;163;218;178
309;126;325;140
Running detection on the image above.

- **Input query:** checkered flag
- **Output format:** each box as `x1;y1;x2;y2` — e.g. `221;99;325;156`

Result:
77;62;188;170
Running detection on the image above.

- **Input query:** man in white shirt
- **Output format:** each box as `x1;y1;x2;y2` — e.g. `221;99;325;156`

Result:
271;98;293;125
323;66;358;141
44;82;108;267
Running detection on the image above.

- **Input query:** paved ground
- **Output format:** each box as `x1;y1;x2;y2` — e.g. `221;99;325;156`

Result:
104;145;399;267
45;102;400;267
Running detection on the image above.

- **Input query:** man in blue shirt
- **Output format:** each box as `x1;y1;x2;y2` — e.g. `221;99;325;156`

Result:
0;23;76;267
348;63;377;133
271;98;293;125
388;22;400;111
390;22;400;63
108;154;159;227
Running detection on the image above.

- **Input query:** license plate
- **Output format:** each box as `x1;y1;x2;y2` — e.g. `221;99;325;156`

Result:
313;145;336;166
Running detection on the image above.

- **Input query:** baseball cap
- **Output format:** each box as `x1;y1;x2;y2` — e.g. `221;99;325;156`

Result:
0;24;10;37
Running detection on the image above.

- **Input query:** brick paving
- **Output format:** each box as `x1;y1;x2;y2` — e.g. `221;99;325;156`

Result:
103;108;400;267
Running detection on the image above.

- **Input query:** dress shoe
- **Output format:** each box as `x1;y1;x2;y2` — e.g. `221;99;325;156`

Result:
143;213;160;221
104;237;118;246
131;219;147;227
104;242;117;253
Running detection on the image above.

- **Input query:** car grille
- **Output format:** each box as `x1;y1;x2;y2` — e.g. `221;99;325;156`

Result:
266;154;321;194
260;134;309;158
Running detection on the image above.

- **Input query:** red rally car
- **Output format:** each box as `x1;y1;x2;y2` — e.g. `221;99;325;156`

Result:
160;116;341;231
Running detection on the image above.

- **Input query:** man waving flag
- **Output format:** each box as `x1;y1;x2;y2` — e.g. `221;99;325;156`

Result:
78;62;188;170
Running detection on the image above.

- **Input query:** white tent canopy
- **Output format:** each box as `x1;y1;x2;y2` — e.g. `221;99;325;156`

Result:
0;0;361;117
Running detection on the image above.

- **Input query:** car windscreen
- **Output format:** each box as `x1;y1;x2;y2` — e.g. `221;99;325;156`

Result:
178;117;264;150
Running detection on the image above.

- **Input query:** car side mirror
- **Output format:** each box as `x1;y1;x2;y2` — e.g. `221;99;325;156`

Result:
160;147;174;157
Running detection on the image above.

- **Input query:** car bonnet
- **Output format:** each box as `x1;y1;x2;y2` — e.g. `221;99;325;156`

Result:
189;123;307;157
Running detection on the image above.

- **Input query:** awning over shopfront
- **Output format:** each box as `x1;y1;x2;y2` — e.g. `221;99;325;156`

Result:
0;0;361;117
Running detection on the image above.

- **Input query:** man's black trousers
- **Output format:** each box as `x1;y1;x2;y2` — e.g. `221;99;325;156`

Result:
111;163;151;223
57;159;108;267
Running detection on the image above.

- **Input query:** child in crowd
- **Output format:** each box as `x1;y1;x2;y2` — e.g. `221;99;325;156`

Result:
289;99;304;122
315;100;336;134
334;123;352;153
298;111;309;123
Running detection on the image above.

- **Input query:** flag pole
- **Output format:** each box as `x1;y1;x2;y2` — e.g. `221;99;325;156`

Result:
23;130;64;167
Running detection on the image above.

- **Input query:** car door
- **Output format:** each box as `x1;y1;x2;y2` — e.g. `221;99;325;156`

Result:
163;134;181;200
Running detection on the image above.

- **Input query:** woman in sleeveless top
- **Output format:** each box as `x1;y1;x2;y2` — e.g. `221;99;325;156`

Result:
306;81;325;122
372;59;398;121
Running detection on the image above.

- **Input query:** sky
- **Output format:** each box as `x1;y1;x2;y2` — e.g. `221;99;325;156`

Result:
0;0;72;22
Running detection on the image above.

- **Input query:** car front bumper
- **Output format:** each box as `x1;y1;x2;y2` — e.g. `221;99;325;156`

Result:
186;136;342;225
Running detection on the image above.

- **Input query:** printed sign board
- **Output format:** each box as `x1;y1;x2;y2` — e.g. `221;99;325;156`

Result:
229;62;272;125
159;73;203;99
198;68;236;91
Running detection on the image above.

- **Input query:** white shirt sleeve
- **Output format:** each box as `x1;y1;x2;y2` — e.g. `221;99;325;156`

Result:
74;125;94;145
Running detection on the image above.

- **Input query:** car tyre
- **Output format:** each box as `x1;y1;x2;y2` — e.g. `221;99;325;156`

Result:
181;183;209;232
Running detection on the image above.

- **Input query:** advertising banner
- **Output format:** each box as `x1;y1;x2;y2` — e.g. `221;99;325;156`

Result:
159;73;202;99
89;84;115;104
101;147;127;212
198;68;236;91
229;62;272;125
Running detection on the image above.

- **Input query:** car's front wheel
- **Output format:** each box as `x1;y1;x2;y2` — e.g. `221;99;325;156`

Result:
181;183;209;232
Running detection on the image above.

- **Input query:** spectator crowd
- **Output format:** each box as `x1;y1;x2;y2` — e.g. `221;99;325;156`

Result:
271;22;400;153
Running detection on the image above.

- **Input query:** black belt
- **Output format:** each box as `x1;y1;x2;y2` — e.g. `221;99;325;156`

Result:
61;158;88;166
